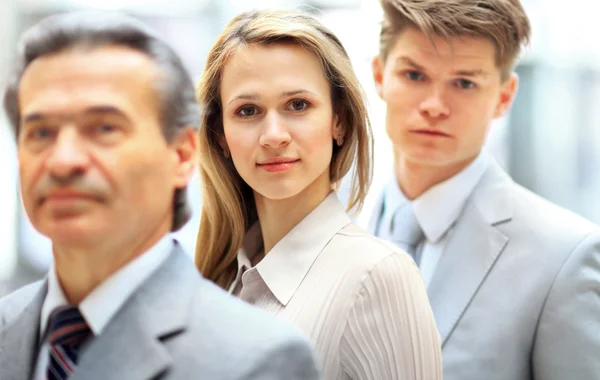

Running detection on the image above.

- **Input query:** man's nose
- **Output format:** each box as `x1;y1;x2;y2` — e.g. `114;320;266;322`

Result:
45;128;90;179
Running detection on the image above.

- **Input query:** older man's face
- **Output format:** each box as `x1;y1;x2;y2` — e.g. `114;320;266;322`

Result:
17;46;188;249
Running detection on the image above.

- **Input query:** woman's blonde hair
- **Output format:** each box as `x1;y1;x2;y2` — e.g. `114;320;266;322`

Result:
195;8;373;288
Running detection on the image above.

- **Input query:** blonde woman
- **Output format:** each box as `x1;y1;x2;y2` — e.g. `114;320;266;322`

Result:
195;9;442;380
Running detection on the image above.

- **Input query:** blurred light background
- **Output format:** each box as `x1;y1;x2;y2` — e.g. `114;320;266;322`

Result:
1;0;598;296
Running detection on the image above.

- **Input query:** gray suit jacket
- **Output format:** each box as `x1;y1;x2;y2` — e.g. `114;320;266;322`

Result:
368;160;600;380
0;244;321;380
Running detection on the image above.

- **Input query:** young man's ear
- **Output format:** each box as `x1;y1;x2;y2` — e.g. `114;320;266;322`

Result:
172;127;199;189
372;56;385;100
494;72;519;119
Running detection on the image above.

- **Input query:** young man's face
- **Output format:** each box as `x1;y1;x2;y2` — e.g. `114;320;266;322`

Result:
373;27;517;173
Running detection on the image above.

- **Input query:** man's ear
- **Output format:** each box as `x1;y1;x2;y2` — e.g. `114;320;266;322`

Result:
493;72;519;119
171;127;198;189
372;55;385;100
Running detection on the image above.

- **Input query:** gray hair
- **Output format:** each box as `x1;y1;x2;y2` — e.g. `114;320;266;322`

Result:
3;11;201;232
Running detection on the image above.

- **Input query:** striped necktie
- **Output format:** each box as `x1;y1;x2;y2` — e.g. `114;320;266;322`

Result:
46;305;91;380
390;203;425;264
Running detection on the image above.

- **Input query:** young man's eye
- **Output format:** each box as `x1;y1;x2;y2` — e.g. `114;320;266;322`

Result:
456;79;476;89
405;71;425;81
96;123;118;134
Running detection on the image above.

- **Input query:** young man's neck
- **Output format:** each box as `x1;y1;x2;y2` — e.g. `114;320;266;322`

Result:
53;219;171;305
395;150;479;200
255;173;332;256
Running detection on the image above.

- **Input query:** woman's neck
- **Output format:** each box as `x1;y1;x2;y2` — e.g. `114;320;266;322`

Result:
255;171;332;255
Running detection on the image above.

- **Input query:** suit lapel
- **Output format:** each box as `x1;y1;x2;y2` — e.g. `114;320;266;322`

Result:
427;161;513;345
74;315;173;380
73;245;199;380
0;281;47;380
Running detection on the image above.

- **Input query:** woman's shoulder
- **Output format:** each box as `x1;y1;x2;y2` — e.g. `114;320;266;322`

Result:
321;224;429;320
325;222;417;272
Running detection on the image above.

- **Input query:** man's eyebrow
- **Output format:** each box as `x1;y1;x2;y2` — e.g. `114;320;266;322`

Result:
22;105;132;124
395;56;489;78
451;69;488;78
395;56;426;71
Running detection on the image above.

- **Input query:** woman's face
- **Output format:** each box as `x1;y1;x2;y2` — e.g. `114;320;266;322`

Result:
220;43;342;202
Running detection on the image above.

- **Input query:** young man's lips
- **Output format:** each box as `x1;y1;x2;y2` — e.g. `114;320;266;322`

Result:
412;129;451;137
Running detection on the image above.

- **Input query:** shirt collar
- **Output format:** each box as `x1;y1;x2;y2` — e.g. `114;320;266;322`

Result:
230;222;263;291
416;152;489;241
385;152;489;242
233;191;351;306
40;235;174;337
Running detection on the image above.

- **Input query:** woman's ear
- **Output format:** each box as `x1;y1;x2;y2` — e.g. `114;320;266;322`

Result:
332;115;346;146
217;135;230;158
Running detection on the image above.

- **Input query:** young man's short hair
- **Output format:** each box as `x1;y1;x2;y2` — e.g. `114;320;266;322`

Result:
379;0;531;81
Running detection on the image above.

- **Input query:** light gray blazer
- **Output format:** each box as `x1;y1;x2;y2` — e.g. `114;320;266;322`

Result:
0;245;321;380
368;160;600;380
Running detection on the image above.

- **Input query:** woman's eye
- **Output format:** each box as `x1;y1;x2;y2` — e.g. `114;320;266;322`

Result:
287;99;309;112
237;105;259;117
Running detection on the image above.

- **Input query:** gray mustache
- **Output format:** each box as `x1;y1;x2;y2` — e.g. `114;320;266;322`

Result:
34;174;109;203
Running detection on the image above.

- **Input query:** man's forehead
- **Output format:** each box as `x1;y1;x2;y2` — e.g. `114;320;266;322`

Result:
390;28;496;64
19;45;162;118
20;45;160;91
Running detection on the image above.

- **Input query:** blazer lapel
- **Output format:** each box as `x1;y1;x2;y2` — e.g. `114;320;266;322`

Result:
73;245;199;380
427;161;513;345
0;281;47;380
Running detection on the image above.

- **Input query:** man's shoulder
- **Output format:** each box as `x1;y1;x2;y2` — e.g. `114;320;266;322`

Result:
509;183;599;242
0;280;45;329
139;246;311;353
158;246;312;348
170;277;317;375
467;163;599;243
190;278;311;346
462;174;600;270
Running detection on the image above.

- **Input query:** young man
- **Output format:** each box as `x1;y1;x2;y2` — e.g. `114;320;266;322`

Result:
369;1;600;379
0;12;321;380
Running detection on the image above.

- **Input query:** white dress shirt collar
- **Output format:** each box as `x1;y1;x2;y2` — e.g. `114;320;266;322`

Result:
385;152;489;243
232;191;352;306
40;235;174;337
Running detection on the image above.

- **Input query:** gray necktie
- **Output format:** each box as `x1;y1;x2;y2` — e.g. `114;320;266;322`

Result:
390;204;424;264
